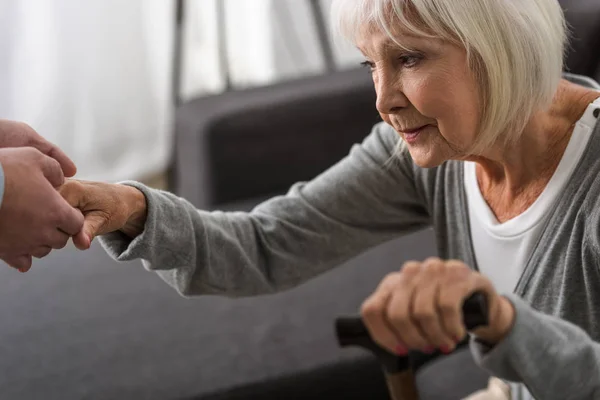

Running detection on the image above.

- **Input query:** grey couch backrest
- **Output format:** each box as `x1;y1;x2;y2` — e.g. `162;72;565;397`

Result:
561;0;600;81
174;68;379;208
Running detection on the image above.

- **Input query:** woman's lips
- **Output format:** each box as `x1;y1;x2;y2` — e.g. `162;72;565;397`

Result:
400;125;428;143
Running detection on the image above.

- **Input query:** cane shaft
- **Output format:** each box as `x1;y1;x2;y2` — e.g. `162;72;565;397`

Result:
384;370;419;400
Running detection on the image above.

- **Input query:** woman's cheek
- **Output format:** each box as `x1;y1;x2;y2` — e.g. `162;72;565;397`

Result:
380;114;393;126
402;78;441;119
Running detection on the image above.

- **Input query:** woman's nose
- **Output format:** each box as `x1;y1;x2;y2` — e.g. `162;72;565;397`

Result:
375;72;409;115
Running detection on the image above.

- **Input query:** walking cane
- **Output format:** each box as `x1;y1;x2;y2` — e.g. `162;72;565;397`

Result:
335;292;489;400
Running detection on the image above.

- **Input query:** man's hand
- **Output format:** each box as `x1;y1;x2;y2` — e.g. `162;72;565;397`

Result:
0;147;84;272
0;119;77;177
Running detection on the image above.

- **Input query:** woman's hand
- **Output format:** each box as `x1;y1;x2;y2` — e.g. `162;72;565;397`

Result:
58;180;147;249
361;258;515;355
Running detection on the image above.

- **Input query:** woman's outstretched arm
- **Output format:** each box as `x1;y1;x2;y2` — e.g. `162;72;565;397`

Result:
61;122;431;297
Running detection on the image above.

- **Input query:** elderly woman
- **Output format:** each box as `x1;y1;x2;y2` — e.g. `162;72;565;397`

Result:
19;0;600;398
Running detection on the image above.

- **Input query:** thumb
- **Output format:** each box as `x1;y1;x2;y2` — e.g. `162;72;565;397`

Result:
81;212;110;247
73;230;91;250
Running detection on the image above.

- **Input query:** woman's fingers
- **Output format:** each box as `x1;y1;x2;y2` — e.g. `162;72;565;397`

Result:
362;258;497;354
411;259;455;351
386;261;430;351
5;180;123;270
438;261;475;342
388;289;431;351
69;212;110;250
361;272;406;354
58;179;133;246
81;211;111;244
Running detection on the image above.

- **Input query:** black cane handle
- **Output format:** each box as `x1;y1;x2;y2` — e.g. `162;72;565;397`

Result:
334;292;489;373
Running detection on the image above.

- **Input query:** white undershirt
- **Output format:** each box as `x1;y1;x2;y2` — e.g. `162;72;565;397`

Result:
464;98;600;294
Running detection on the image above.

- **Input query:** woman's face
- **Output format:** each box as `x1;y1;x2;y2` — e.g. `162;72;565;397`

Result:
357;29;482;167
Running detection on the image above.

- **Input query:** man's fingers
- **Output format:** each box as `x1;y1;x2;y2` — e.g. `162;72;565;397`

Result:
55;198;85;236
31;246;52;259
4;255;33;272
0;121;76;176
40;154;66;188
73;230;91;250
49;229;70;250
45;144;77;177
26;132;78;178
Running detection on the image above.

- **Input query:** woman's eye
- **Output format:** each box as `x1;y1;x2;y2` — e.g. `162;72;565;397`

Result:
360;60;375;71
399;54;422;68
359;55;421;72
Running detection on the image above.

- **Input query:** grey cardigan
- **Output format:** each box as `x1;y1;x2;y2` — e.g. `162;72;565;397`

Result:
101;75;600;399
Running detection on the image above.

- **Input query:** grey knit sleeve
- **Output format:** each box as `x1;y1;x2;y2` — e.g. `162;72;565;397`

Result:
470;293;600;399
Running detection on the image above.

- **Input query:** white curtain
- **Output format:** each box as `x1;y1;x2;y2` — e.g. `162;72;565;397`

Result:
0;0;362;181
0;0;174;182
180;0;363;101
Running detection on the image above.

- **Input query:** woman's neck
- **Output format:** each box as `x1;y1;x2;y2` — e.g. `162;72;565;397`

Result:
469;80;600;221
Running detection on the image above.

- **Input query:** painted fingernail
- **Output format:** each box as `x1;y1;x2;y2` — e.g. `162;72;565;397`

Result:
395;345;408;356
423;346;435;354
440;345;453;354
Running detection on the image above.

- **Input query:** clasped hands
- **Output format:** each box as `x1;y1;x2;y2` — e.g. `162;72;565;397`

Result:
0;120;146;272
5;179;146;273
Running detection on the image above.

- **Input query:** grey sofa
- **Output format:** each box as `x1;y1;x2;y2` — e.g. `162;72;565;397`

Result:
562;0;600;82
0;2;598;399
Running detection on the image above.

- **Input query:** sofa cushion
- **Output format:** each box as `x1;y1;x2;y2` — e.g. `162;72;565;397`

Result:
0;217;439;400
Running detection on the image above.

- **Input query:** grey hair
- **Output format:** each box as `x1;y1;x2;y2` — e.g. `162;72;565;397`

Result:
331;0;567;154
